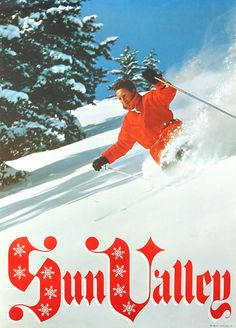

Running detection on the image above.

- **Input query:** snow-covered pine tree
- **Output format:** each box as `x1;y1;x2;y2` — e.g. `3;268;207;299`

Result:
110;47;161;92
110;45;143;91
141;49;161;91
0;0;117;187
0;6;38;186
0;161;27;189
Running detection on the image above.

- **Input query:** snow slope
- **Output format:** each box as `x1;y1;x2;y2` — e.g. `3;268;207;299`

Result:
0;62;236;327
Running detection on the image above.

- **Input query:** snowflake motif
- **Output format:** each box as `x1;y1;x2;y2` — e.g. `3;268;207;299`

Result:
112;264;126;277
13;243;26;258
111;246;125;260
13;266;26;280
41;266;55;279
123;301;136;316
44;286;57;300
38;304;52;317
113;284;126;297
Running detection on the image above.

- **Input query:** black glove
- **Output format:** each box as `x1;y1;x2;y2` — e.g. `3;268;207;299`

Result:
92;156;109;171
142;68;163;84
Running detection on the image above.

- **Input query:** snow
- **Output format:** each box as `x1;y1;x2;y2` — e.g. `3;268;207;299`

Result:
1;74;235;327
0;89;29;103
49;50;73;64
12;121;48;136
82;15;97;23
67;79;86;94
74;97;124;127
92;23;104;29
111;69;121;74
100;36;118;45
5;48;17;56
34;75;47;87
46;5;74;15
0;25;20;40
18;16;43;31
30;12;41;20
67;15;83;27
0;24;236;328
42;64;71;75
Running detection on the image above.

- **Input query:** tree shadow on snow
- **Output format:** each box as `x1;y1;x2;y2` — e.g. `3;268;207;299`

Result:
0;145;146;231
83;116;124;137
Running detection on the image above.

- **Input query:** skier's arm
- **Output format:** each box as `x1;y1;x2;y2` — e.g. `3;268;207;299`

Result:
152;81;177;106
142;68;176;106
102;120;136;164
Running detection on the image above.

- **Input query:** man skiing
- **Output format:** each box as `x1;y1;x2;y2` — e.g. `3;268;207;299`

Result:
92;68;182;171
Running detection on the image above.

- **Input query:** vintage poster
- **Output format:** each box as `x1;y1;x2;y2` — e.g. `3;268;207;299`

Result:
0;0;235;327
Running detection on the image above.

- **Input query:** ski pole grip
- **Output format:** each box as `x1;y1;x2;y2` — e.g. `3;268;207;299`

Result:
154;76;172;87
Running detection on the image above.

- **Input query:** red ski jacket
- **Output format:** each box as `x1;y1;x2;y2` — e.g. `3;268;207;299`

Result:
102;82;177;164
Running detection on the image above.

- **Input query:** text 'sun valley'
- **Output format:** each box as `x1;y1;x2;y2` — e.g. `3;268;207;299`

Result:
8;236;231;322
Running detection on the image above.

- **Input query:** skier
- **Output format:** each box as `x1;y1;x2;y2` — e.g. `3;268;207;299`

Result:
92;68;182;171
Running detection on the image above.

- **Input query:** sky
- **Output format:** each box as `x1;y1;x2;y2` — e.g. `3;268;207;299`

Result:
81;0;236;99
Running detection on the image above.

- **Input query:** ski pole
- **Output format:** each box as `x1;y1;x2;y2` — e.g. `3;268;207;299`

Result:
104;165;141;178
103;165;154;190
155;76;236;120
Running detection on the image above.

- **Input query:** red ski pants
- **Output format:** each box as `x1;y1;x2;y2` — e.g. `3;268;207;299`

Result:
150;119;183;164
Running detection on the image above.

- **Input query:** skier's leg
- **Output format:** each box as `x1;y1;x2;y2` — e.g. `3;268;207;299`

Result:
149;119;183;164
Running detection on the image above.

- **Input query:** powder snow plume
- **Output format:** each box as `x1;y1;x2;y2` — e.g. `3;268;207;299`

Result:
142;8;236;183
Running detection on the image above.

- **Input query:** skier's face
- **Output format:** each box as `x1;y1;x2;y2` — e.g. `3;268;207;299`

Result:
116;88;136;109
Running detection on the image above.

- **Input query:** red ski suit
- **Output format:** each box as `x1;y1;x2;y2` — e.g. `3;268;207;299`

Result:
102;82;181;164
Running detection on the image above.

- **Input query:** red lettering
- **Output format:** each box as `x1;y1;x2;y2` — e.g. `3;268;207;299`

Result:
86;237;164;321
8;237;61;322
153;270;171;304
210;270;231;319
